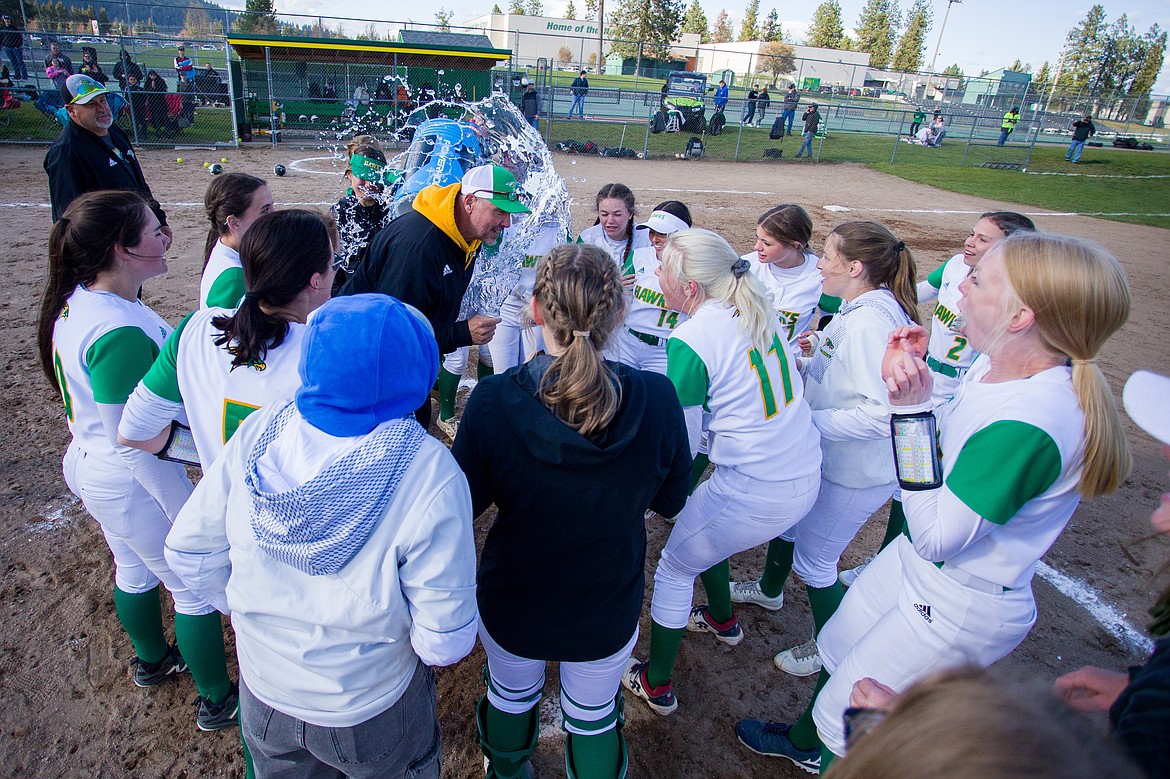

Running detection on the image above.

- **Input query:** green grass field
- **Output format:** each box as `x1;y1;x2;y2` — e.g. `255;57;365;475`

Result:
0;100;236;145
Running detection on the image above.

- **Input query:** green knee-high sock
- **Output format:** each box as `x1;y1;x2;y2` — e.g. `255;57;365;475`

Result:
482;699;537;778
699;559;733;624
566;730;621;779
880;499;906;551
174;612;231;703
646;620;685;690
758;538;795;599
477;359;494;380
820;746;836;772
436;367;461;421
787;669;830;751
113;585;168;663
807;583;845;637
689;452;710;493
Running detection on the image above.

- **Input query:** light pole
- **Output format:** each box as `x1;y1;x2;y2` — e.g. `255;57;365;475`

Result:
927;0;961;97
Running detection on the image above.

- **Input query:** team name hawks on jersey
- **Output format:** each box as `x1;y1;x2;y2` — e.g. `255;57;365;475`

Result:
934;301;960;331
521;254;540;268
777;309;801;341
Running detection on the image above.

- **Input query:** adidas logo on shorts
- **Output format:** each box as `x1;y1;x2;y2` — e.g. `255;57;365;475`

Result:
914;603;933;623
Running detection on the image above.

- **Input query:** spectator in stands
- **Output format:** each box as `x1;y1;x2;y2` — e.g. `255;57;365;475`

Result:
44;41;73;74
1065;115;1096;164
125;72;147;137
143;69;168;138
113;49;142;90
1;13;27;81
79;48;107;84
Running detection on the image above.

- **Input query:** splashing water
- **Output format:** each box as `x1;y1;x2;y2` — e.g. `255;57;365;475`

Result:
322;91;573;318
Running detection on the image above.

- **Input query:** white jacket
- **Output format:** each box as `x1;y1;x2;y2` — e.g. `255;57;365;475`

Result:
165;401;478;727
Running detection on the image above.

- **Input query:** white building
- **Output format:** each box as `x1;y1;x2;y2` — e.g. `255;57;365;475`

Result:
464;12;606;70
692;42;871;90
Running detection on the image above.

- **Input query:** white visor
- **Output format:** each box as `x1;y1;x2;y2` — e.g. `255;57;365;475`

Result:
1123;370;1170;446
637;210;690;236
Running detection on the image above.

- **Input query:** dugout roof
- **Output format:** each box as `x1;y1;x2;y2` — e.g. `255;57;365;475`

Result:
225;33;511;68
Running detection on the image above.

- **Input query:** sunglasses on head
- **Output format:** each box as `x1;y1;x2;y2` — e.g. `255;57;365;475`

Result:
472;188;520;202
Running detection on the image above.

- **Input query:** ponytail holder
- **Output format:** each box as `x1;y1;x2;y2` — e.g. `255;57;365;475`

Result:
1070;358;1097;366
242;291;261;302
732;258;751;277
572;330;591;339
893;241;906;253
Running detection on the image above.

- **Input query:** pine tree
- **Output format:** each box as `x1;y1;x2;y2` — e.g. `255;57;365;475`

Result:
761;8;782;42
941;62;964;87
526;0;543;15
1059;4;1107;90
565;0;578;19
235;0;277;34
434;8;453;32
890;0;929;72
509;0;526;15
609;0;685;60
1128;25;1166;118
1032;61;1051;92
738;0;760;41
585;0;599;20
681;0;709;42
854;0;898;69
805;0;844;49
492;4;503;13
711;8;732;42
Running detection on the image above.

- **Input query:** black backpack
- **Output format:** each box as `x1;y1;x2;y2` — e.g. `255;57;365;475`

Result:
685;136;704;158
770;115;785;139
709;111;726;136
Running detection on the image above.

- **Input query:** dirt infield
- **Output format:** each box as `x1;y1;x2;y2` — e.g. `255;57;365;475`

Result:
1;144;1168;778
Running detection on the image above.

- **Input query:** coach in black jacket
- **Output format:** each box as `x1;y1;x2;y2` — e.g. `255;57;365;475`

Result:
340;163;529;424
43;74;168;231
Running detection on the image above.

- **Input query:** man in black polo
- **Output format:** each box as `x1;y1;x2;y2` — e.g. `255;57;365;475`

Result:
43;74;169;234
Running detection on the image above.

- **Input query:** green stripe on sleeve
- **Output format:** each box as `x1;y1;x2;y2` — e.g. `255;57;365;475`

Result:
141;311;196;404
927;264;946;289
945;420;1063;525
205;267;245;309
86;327;162;404
818;293;841;314
666;338;709;408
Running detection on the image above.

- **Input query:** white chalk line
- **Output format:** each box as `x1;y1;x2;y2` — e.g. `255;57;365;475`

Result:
1036;561;1154;656
290;155;347;175
1024;172;1170;179
822;204;1170;218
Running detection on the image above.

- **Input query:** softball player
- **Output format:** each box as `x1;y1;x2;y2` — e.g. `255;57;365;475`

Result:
118;209;334;472
731;221;919;681
451;243;691;778
577;183;651;280
36;191;237;731
736;233;1132;772
621;229;822;717
607;201;693;373
199;172;273;310
745;204;832;352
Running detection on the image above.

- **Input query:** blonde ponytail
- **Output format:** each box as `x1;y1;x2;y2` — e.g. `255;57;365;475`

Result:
999;233;1131;498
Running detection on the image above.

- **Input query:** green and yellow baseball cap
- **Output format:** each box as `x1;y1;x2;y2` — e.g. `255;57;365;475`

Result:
62;74;111;105
460;164;531;214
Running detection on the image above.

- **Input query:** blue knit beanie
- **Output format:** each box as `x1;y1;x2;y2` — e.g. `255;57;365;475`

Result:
296;294;438;437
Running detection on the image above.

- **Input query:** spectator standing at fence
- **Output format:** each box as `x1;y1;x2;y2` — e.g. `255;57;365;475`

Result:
125;73;147;138
756;86;771;128
44;74;169;231
781;84;799;136
714;79;729;113
143;70;168;138
44;41;72;74
521;81;540;130
997;106;1020;146
79;48;108;85
1065;115;1096;164
174;45;194;85
909;106;926;137
795;103;821;159
113;49;141;91
744;84;759;126
1;14;27;82
569;69;589;119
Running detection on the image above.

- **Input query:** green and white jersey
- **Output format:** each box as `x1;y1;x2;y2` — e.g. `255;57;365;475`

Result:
626;245;688;338
666;299;821;482
199;239;245;310
921;253;978;402
51;285;171;459
746;251;825;350
137;306;307;465
577;224;651;276
919;358;1085;590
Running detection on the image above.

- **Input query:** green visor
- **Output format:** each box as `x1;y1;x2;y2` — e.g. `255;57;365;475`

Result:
350;153;401;186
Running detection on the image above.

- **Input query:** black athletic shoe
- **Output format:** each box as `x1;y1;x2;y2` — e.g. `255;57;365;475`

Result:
195;683;240;731
132;644;188;687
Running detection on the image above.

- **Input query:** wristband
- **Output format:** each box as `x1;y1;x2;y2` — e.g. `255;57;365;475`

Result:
890;411;941;490
157;421;201;467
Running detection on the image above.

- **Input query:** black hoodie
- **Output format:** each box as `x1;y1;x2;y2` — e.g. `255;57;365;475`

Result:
453;354;691;660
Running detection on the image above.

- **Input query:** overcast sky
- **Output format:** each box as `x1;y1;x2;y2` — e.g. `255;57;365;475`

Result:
224;0;1170;93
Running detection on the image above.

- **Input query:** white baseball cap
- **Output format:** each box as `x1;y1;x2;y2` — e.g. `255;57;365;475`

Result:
1123;370;1170;445
637;210;690;236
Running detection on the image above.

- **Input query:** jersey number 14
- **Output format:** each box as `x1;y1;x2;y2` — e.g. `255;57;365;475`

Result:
748;334;795;419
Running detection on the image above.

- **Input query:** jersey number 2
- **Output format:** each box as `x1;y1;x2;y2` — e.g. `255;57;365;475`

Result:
945;335;968;362
748;334;795;419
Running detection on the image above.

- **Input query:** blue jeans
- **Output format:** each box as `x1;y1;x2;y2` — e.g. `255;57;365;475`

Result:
997;128;1011;146
743;105;756;125
528;116;539;130
796;130;814;158
569;94;585;118
3;46;26;80
240;662;441;779
1066;138;1086;162
781;108;795;135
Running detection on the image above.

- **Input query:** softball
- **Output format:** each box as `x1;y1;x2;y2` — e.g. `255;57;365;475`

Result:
176;157;183;163
221;157;228;163
203;162;210;168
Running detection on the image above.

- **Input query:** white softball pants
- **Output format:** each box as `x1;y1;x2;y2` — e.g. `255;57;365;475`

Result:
604;327;668;374
779;479;897;589
812;535;1036;756
479;621;637;736
442;343;494;375
63;442;214;615
486;290;544;375
651;466;820;629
